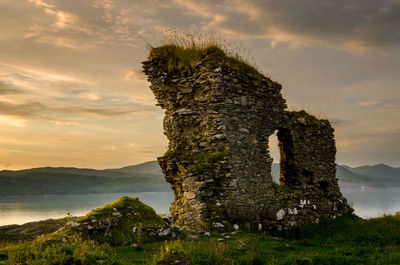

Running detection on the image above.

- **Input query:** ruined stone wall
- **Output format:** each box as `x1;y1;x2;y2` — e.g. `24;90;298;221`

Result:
142;46;353;231
274;111;353;230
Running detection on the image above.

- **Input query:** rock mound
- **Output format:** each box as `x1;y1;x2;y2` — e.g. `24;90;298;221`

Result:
59;196;175;245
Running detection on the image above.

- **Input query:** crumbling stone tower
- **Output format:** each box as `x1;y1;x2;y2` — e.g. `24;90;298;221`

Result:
143;45;352;231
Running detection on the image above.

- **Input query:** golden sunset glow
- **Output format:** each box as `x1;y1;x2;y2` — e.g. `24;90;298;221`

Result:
0;0;399;169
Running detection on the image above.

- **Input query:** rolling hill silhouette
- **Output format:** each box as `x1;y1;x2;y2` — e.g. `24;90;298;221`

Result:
0;162;398;196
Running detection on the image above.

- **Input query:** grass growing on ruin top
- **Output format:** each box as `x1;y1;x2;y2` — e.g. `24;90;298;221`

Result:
286;110;328;126
149;45;264;79
148;29;265;79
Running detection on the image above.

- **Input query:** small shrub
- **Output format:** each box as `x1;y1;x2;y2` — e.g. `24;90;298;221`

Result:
66;211;73;222
150;240;232;265
5;236;118;265
151;240;189;265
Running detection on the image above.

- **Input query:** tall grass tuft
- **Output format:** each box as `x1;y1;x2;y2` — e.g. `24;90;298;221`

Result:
160;28;257;68
148;28;261;76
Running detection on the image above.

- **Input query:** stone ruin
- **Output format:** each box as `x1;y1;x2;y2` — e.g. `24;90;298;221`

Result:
143;46;353;231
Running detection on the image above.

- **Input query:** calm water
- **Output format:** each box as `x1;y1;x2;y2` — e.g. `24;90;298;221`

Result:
341;187;400;218
0;188;399;226
0;192;173;226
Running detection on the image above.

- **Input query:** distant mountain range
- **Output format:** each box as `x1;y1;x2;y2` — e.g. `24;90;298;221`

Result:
271;163;400;188
0;161;169;196
335;164;400;188
0;161;399;196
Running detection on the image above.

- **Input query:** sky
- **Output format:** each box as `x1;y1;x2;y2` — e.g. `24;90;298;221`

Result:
0;0;399;170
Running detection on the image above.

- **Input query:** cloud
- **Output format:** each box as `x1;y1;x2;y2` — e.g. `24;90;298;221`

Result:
25;0;96;48
124;68;147;82
0;63;159;129
0;115;28;127
24;0;156;49
0;101;46;118
0;64;99;105
356;101;382;107
0;0;398;168
101;142;162;154
77;92;100;101
174;0;400;50
0;100;153;121
59;105;143;117
0;81;22;94
346;97;400;109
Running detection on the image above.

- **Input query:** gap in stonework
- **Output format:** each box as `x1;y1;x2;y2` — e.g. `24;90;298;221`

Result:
268;130;280;183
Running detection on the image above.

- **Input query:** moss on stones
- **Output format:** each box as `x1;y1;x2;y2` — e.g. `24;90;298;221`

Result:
148;45;265;81
57;196;174;246
164;149;178;159
189;150;229;174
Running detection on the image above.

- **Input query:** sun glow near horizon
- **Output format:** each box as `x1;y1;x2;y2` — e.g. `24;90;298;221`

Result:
0;0;399;169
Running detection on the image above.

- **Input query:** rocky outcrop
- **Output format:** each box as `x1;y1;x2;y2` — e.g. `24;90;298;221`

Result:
143;45;353;231
57;196;178;245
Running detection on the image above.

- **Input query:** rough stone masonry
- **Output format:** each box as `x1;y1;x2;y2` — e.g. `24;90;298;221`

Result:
142;46;353;232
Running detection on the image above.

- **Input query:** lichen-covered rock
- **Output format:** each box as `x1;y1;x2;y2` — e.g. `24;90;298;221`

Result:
143;45;353;231
59;196;176;245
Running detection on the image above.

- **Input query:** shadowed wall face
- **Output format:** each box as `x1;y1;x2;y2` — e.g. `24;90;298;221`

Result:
276;112;352;228
143;46;352;231
279;112;337;190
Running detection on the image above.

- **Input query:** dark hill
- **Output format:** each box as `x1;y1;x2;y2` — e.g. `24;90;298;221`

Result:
348;164;400;186
0;161;170;196
1;161;399;196
272;163;400;188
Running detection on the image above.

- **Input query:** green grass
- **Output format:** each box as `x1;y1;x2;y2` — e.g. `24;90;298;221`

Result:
0;235;118;265
1;214;400;264
77;196;165;226
149;215;400;264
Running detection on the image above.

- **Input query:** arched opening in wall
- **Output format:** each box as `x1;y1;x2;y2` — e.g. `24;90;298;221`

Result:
268;130;280;184
276;127;301;188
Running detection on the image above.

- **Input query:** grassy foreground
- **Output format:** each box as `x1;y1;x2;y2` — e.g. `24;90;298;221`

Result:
1;214;400;264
